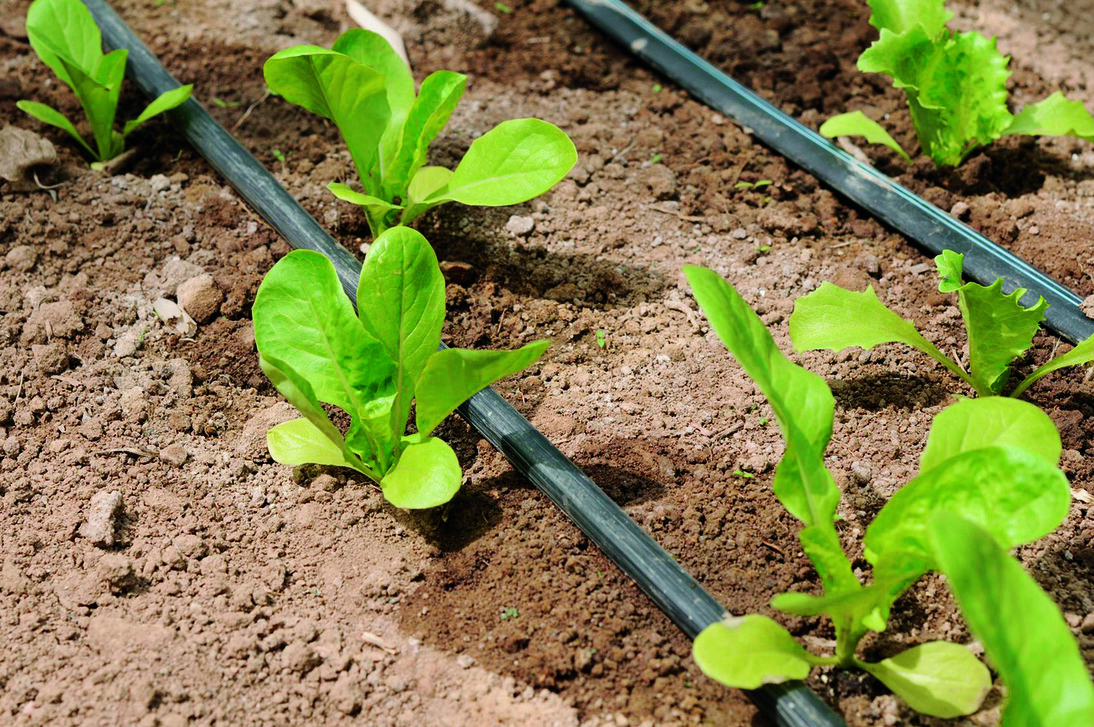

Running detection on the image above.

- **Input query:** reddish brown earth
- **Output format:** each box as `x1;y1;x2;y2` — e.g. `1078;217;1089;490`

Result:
1;0;1093;725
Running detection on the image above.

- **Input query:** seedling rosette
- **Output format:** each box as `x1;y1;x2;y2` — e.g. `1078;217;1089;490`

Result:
820;0;1094;166
262;30;577;237
788;250;1094;397
17;0;192;165
253;227;548;508
684;265;1094;721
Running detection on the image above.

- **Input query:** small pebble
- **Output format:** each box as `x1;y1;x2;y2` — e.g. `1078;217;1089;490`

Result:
505;215;535;236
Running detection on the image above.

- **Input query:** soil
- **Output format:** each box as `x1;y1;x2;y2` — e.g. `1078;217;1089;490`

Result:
1;0;1093;725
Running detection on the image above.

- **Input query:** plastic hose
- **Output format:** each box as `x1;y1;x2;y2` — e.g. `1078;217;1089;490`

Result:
565;0;1094;344
79;1;847;725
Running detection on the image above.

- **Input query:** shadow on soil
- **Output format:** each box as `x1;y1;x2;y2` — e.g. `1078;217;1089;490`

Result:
829;372;951;411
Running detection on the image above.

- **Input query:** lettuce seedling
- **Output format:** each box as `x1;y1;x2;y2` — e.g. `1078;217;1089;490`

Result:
17;0;192;165
789;250;1094;397
819;0;1094;166
263;30;577;237
684;265;1093;719
253;227;548;508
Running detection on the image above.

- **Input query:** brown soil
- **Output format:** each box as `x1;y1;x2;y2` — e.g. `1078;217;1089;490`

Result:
1;0;1093;725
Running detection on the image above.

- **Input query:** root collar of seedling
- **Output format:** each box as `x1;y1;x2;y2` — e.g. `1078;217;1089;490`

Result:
79;0;845;725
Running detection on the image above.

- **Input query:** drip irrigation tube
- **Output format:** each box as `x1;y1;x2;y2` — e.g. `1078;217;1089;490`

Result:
80;1;846;725
565;0;1094;345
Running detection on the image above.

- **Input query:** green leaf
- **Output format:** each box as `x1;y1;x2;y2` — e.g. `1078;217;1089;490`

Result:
685;266;857;594
258;353;376;479
788;282;971;387
1012;333;1094;398
429;118;577;206
693;615;818;689
415;341;551;438
929;514;1094;726
407;166;454;206
252;249;398;468
934;251;1048;395
263;46;391;194
331;29;414;185
1004;91;1094;142
266;416;370;472
866;0;953;36
25;0;104;89
772;583;891;633
357;227;445;436
859;642;990;718
122;84;193;138
328;182;403;217
866;446;1070;584
16;100;95;157
381;436;461;509
859;27;1013;166
386;70;467;200
919;397;1061;473
818;110;911;161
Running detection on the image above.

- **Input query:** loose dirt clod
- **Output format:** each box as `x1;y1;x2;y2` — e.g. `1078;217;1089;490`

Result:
176;273;223;323
78;490;124;548
0;125;56;191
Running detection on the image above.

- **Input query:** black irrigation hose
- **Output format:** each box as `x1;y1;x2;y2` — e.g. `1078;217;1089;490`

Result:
80;1;845;725
565;0;1094;345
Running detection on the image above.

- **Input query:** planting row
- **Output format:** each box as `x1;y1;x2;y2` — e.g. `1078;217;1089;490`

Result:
15;0;1094;722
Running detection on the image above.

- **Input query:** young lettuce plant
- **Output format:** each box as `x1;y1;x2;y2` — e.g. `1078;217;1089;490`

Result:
684;265;1094;720
819;0;1094;167
17;0;192;165
788;250;1094;397
263;29;577;237
253;227;548;508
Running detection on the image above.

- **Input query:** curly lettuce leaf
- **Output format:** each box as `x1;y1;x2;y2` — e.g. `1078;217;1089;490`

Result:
935;250;1048;395
859;26;1012;166
866;0;953;36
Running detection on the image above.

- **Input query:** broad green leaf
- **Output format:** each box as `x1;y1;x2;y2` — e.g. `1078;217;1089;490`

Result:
866;0;953;36
1004;91;1094;142
866;446;1070;583
357;227;445;436
332;29;414;184
16;100;95;157
919;397;1061;473
685;266;857;593
258;353;376;479
386;70;467;198
252;250;397;463
934;251;1048;395
122;84;193;138
860;642;990;718
789;282;971;387
929;513;1094;726
430;118;577;206
693;615;818;689
267;416;369;471
263;47;390;194
860;27;1013;166
1012;334;1094;398
381;436;461;509
25;0;103;89
415;341;550;438
819;111;911;162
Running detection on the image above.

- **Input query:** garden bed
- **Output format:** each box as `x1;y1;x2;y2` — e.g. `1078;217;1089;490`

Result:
0;0;1092;724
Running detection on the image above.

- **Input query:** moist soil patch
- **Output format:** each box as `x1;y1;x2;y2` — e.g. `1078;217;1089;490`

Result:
1;0;1092;725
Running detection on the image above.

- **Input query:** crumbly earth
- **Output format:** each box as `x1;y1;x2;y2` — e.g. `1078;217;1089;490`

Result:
1;0;1093;725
